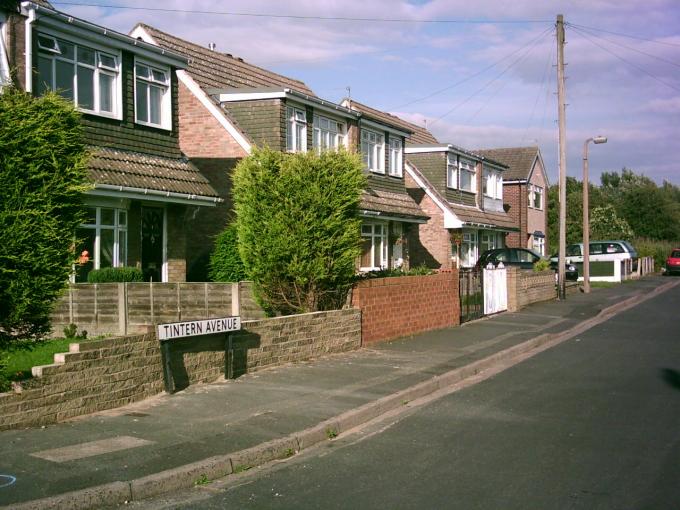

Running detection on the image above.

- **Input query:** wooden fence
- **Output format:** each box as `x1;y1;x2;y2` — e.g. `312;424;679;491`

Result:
51;281;265;337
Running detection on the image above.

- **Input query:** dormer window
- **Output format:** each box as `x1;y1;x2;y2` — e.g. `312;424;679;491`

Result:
37;32;120;117
286;106;307;152
388;137;403;177
459;159;477;193
312;114;345;152
135;61;171;130
483;169;503;200
361;128;385;174
447;154;458;189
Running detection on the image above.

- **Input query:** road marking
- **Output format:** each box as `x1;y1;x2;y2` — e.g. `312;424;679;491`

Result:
30;436;154;463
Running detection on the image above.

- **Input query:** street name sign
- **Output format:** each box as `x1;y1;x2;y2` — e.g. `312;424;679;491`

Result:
157;316;241;341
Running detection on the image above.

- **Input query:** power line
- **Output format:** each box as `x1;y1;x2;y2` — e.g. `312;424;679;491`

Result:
567;23;680;69
390;26;553;110
567;22;680;48
569;25;680;93
429;27;553;127
520;38;554;144
51;2;553;24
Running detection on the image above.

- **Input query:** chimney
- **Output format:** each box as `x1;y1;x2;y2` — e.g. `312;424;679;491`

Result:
208;43;216;51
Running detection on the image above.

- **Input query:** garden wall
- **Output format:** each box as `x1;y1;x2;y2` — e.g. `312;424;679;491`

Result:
351;272;459;344
0;308;360;430
50;281;265;338
506;267;556;312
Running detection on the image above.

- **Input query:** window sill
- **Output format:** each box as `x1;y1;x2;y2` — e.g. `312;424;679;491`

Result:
135;120;172;131
80;110;122;121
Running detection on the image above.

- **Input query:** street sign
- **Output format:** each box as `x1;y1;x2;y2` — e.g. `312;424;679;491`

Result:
157;316;241;341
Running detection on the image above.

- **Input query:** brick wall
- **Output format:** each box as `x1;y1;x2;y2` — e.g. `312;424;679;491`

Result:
6;12;27;89
506;266;555;312
0;309;361;430
351;272;459;344
503;183;527;248
405;172;452;269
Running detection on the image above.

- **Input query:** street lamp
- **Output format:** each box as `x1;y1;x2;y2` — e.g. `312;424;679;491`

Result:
582;136;607;293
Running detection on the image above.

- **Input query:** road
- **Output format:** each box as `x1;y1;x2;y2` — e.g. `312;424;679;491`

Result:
133;283;680;509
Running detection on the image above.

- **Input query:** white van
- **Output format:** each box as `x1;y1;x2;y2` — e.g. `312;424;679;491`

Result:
551;241;638;282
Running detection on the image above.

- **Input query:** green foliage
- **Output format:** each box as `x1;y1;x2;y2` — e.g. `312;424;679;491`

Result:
0;89;89;347
209;223;247;282
62;323;87;340
87;266;144;283
633;237;677;271
0;350;9;393
548;169;680;254
533;259;550;272
589;204;634;241
233;148;365;315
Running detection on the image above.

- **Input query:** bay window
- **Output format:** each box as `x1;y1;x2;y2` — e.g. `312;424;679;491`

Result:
286;106;307;152
135;61;170;129
388;137;403;177
361;129;385;174
312;114;345;152
37;33;119;117
460;231;478;268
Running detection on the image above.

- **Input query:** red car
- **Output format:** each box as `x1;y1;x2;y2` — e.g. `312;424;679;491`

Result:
665;248;680;276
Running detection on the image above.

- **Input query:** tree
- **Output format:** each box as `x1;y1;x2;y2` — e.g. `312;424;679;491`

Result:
0;89;89;347
589;204;635;240
232;147;365;315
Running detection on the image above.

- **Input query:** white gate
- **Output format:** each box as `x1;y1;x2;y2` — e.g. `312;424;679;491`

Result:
483;264;507;315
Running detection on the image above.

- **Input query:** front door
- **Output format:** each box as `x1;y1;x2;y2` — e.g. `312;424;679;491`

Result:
141;206;164;282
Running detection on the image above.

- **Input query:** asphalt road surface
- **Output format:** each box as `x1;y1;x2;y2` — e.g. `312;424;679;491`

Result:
132;284;680;510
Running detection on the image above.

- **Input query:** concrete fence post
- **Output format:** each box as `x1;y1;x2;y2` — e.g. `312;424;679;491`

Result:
231;282;240;317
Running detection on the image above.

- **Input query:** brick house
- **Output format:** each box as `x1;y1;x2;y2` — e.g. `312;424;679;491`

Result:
403;128;516;269
1;1;221;282
130;24;427;274
474;147;550;255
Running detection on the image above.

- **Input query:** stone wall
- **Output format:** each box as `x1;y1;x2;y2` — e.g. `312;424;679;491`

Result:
506;267;556;312
0;309;361;430
351;272;459;344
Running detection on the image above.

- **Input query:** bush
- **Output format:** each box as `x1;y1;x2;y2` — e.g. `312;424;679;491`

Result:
0;89;89;347
233;148;365;314
209;223;247;282
633;237;678;271
533;259;551;272
357;265;435;280
87;267;144;283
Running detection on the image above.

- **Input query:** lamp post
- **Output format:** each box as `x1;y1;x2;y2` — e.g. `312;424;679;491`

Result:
582;136;607;293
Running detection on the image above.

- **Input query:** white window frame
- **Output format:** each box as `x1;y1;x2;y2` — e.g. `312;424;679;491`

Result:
361;128;385;174
529;184;543;210
360;222;388;271
447;154;458;189
75;206;128;280
483;169;503;200
459;159;477;193
286;105;307;153
312;113;345;153
388;137;403;177
460;231;478;268
533;236;545;256
134;59;171;130
36;31;121;119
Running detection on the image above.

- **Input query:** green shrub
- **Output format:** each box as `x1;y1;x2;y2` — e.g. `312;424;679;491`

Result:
209;223;247;282
63;323;87;340
87;267;144;283
0;89;89;347
533;259;551;272
633;237;678;270
0;351;9;393
357;264;435;280
233;148;365;315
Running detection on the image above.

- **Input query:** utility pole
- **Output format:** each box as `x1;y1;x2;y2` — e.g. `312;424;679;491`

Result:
556;14;568;300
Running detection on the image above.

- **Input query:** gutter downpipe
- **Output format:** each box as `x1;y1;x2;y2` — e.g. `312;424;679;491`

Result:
24;6;35;93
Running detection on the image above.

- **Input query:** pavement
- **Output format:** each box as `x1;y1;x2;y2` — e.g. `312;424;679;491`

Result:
1;276;678;510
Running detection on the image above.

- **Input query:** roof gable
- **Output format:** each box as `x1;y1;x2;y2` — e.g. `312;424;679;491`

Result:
134;24;315;96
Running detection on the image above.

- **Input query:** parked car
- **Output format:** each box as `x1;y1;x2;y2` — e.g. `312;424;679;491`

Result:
476;248;578;281
665;248;680;276
551;240;638;270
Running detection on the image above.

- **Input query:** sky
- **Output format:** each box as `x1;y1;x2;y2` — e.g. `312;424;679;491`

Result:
50;0;680;186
